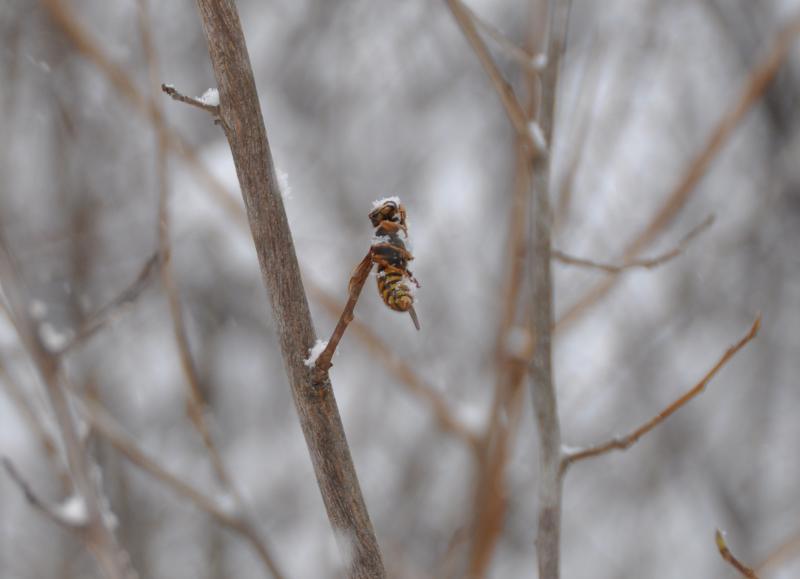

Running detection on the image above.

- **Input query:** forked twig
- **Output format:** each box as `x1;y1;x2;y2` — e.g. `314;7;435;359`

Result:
716;529;760;578
445;0;545;158
41;0;243;224
0;359;70;490
459;1;543;74
561;316;761;473
0;239;134;579
552;215;714;274
3;457;83;531
75;396;286;579
58;253;160;355
141;7;266;569
307;278;481;454
311;251;373;380
161;83;224;125
556;16;800;334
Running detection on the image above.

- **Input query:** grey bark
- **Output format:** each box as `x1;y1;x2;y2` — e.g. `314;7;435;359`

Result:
192;1;385;577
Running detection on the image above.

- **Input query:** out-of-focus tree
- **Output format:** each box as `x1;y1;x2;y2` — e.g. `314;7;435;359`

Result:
1;1;799;578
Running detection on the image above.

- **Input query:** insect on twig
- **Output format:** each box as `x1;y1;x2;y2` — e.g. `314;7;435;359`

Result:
311;198;420;380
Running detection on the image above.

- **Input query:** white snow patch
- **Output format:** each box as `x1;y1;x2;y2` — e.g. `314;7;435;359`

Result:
216;492;239;517
455;402;486;434
560;444;586;456
531;53;548;71
528;121;548;153
198;88;220;107
303;339;328;367
55;494;89;525
29;299;47;319
276;168;292;200
372;195;401;208
38;322;72;351
26;55;51;73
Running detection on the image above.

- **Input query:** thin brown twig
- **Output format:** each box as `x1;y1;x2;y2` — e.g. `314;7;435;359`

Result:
136;4;254;562
39;0;458;457
756;528;800;575
553;32;603;235
2;457;83;531
161;83;220;116
552;215;714;274
459;2;543;75
465;3;547;573
307;278;481;455
716;529;760;578
41;0;244;227
561;316;761;472
0;358;71;491
38;11;450;573
556;15;800;334
468;144;534;578
445;0;545;158
311;251;373;380
0;240;134;579
74;396;286;579
156;83;235;498
58;253;160;355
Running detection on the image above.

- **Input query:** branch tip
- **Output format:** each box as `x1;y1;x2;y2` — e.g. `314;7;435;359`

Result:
563;314;761;469
161;83;221;117
716;529;760;578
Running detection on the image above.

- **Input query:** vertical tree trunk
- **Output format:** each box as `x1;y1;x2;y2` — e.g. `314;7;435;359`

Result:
192;2;385;577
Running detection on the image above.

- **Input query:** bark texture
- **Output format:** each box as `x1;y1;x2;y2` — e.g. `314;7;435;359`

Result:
193;2;385;577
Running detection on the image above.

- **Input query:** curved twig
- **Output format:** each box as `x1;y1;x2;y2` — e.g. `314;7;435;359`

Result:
561;316;760;473
716;529;760;578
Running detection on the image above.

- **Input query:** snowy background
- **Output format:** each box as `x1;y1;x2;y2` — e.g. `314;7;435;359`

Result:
1;0;800;577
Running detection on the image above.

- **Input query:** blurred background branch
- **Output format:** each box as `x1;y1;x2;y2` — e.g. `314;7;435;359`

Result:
1;0;799;578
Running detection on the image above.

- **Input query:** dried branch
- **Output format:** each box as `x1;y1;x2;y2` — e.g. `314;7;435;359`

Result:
0;359;69;489
307;278;481;454
75;396;285;579
459;2;543;75
528;2;571;578
716;530;760;578
3;457;82;531
191;1;384;576
311;251;372;379
156;83;235;500
552;215;714;274
556;15;800;333
58;254;159;355
41;0;244;226
0;241;134;579
134;6;283;574
466;4;547;571
445;0;545;158
561;316;760;471
161;83;220;116
756;528;800;575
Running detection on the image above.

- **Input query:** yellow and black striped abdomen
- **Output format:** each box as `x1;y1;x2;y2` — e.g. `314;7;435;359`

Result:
376;266;413;312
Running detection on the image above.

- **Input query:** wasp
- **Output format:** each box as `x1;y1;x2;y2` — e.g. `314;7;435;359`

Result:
366;197;420;330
